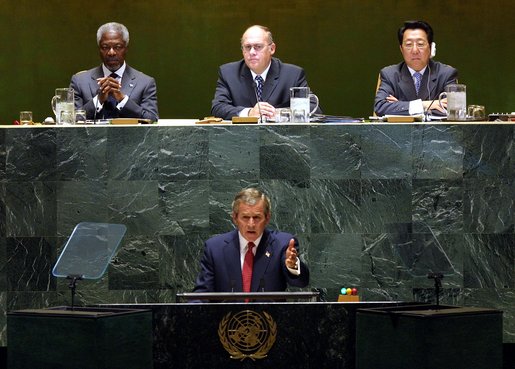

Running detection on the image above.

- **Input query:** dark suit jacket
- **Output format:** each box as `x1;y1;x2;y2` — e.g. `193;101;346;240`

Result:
211;57;320;120
374;60;458;116
70;65;159;121
193;228;309;293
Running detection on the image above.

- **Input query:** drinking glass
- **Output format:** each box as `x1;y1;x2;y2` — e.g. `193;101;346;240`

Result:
274;108;292;122
20;111;33;125
75;109;87;124
292;109;307;122
279;108;292;123
60;110;75;125
467;105;486;121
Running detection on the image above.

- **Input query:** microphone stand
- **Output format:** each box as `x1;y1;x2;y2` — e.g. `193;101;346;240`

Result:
93;98;98;124
424;99;437;122
66;274;83;311
427;272;444;308
423;65;434;122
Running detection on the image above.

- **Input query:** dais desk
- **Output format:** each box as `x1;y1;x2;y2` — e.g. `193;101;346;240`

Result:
0;121;513;352
105;301;413;369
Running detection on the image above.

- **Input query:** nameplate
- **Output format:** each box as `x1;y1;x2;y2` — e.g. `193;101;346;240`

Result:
232;117;259;124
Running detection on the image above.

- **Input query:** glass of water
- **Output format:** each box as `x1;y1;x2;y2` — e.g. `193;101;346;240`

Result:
274;108;292;123
60;110;75;125
20;111;33;125
292;109;307;123
75;109;87;124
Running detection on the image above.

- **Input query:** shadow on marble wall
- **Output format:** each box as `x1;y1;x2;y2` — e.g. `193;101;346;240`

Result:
0;124;513;346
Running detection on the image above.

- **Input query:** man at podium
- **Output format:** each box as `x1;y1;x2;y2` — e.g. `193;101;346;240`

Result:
194;188;309;293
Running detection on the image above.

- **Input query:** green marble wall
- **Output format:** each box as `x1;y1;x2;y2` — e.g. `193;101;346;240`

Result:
0;123;513;347
1;0;515;122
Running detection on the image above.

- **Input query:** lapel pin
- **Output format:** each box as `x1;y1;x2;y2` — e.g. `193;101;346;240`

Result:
265;251;270;258
129;83;134;88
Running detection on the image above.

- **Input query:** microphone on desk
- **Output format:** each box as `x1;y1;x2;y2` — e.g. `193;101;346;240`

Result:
253;81;264;123
93;94;99;123
258;278;265;292
423;64;436;122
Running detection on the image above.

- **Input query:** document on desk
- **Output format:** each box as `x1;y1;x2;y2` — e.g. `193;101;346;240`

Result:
384;115;424;122
425;115;447;121
311;114;364;123
370;115;446;123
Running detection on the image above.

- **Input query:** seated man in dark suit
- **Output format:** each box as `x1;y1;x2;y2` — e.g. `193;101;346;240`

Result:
374;20;458;117
70;22;159;121
211;25;320;120
194;187;309;294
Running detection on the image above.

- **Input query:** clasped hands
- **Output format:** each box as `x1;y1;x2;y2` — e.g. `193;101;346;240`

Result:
285;238;299;270
249;102;275;120
96;75;125;104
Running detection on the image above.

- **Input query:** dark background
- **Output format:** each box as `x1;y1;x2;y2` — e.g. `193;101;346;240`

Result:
1;0;514;122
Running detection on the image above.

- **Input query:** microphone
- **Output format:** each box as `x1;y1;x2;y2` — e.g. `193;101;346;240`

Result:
93;95;99;123
258;278;265;292
93;86;106;123
253;81;264;123
423;64;437;122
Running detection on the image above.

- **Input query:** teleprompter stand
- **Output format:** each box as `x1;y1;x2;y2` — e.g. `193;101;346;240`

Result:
7;222;153;369
52;222;127;309
427;272;444;307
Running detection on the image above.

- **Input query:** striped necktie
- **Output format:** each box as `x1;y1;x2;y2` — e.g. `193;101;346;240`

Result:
255;75;264;101
414;72;422;95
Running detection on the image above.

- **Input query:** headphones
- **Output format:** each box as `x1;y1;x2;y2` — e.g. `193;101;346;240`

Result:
430;42;436;58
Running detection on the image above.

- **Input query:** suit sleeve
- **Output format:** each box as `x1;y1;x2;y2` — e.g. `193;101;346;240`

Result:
193;241;216;293
120;77;159;122
69;74;98;120
439;66;459;91
210;67;246;120
374;64;459;116
373;69;411;116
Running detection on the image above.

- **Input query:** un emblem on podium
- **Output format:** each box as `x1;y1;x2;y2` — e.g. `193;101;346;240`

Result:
218;310;277;360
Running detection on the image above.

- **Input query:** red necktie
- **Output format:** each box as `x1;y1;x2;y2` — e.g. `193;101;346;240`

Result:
242;242;255;297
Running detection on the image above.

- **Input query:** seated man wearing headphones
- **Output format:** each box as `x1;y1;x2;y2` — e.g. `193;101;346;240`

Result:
374;20;458;117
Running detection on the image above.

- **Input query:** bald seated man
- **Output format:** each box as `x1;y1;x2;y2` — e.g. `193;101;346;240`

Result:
211;25;320;120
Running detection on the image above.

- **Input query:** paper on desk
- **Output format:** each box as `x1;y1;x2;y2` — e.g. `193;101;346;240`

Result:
384;115;424;122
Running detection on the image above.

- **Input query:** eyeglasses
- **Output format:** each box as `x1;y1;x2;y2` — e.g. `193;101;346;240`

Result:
402;41;428;50
241;43;272;53
100;44;126;52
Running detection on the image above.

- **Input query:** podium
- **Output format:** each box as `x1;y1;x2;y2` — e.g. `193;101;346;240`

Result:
7;223;153;369
356;304;503;369
106;297;419;369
